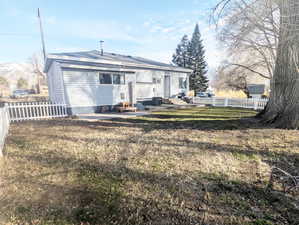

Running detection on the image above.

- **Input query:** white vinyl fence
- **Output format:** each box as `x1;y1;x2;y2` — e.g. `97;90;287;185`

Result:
0;106;10;156
7;102;68;122
192;97;268;110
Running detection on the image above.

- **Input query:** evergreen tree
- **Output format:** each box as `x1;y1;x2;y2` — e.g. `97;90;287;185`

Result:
172;35;189;67
188;24;208;93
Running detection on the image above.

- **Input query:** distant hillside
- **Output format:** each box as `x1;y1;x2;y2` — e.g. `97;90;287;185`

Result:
0;62;39;91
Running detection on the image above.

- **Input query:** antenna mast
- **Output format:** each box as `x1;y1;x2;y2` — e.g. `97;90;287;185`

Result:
38;8;47;61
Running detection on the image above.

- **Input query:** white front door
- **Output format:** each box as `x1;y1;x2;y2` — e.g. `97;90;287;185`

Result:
128;81;135;104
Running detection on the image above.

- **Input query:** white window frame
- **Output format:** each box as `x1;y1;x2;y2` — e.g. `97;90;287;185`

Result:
112;73;125;85
99;73;125;85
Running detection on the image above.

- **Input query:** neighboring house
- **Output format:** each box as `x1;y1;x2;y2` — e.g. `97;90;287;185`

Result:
247;84;266;98
44;50;192;114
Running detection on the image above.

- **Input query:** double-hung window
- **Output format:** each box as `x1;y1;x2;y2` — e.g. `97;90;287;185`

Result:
99;73;112;84
99;73;125;85
113;74;125;85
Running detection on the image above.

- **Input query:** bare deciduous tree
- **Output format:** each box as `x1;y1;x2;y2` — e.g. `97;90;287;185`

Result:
214;0;299;128
213;64;251;97
213;51;271;96
216;0;279;78
261;0;299;128
30;53;45;94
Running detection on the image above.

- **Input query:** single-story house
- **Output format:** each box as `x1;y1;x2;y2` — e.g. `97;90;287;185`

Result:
44;50;192;114
247;84;266;99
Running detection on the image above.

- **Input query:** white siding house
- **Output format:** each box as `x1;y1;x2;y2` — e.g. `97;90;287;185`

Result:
44;50;192;114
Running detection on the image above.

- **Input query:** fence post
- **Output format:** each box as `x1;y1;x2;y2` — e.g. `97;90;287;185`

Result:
212;97;216;106
0;104;10;157
224;98;228;107
4;103;9;123
254;99;258;110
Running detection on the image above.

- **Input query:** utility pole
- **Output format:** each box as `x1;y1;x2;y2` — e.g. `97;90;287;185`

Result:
36;8;47;94
38;8;46;61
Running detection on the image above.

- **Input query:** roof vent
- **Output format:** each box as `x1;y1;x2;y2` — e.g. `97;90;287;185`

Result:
99;40;104;56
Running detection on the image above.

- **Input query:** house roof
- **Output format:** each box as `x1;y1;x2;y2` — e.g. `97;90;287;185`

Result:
247;84;265;95
44;50;192;73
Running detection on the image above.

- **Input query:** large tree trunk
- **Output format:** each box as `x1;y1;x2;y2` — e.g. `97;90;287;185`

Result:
258;0;299;128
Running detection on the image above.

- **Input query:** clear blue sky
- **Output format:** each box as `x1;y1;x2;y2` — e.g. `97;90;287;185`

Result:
0;0;222;69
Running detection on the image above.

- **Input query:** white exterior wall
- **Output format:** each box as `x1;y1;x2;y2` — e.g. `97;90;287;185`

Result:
47;62;190;109
62;70;136;107
135;70;165;99
153;71;164;97
170;72;189;97
47;62;65;103
135;70;189;100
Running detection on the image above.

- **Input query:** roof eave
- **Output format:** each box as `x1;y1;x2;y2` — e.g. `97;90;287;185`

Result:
45;54;192;73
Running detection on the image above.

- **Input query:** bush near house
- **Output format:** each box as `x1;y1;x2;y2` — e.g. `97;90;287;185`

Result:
0;107;298;225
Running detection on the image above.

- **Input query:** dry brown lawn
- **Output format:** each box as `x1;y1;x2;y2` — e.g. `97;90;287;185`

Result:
0;107;298;225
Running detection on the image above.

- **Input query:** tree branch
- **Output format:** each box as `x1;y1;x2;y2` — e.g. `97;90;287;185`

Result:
230;63;271;79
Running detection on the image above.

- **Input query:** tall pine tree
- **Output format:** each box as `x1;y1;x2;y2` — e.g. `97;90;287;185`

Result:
172;35;189;67
188;24;208;93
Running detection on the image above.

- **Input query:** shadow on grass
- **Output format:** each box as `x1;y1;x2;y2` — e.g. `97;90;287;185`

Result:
102;107;263;132
26;132;299;173
2;107;299;224
12;107;263;132
1;149;299;225
17;116;260;133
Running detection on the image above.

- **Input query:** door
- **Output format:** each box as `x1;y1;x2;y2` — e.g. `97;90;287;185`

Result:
164;75;171;98
128;81;135;105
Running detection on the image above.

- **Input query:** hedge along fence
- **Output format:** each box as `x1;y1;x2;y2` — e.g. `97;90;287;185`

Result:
192;97;268;110
0;105;10;156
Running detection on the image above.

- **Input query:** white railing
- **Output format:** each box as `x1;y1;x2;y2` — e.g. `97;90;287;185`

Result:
7;102;68;122
192;97;268;110
0;106;10;156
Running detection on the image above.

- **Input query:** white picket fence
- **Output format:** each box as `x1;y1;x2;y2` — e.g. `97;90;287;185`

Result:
0;106;10;156
7;102;68;122
192;97;268;110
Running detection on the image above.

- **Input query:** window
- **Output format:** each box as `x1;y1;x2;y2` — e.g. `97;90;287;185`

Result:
153;78;161;84
179;77;187;89
113;74;125;85
99;73;125;85
120;93;125;100
99;73;112;84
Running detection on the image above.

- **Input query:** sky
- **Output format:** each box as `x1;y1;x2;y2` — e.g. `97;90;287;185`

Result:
0;0;223;75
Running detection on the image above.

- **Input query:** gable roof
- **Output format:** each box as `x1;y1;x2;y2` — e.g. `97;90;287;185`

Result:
44;50;192;73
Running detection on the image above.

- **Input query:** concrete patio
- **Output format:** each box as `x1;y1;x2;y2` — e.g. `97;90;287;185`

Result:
78;111;150;121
